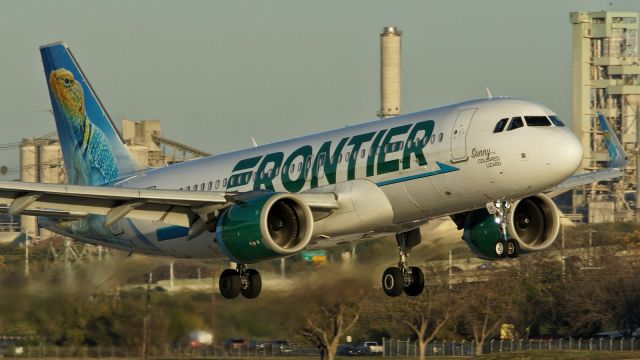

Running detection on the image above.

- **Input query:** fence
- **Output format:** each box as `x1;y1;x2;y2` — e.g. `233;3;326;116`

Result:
382;337;640;357
1;338;639;358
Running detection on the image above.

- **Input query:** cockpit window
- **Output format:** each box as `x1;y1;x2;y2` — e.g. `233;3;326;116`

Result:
525;116;552;126
493;118;508;133
549;115;565;126
507;117;524;131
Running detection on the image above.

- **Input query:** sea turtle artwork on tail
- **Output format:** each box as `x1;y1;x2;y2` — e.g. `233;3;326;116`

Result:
49;68;119;185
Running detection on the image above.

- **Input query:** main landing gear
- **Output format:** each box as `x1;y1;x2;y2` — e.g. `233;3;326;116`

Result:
219;264;262;299
382;228;425;297
493;200;519;259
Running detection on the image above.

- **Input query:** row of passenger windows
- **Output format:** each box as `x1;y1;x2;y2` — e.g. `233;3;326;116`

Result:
179;131;447;191
493;115;565;133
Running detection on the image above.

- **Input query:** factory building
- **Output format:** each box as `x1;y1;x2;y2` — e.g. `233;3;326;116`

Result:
19;119;209;239
570;11;640;223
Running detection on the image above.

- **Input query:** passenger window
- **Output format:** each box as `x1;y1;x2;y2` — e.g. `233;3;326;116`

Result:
290;163;295;174
346;151;351;160
245;173;251;182
438;132;443;142
215;180;220;189
549;115;565;126
360;149;366;158
193;184;198;191
338;153;343;163
208;181;212;191
525;116;552;126
229;177;235;187
222;178;227;188
493;118;508;133
431;135;435;144
507;117;524;131
200;183;205;191
399;142;404;151
185;186;190;190
298;162;302;171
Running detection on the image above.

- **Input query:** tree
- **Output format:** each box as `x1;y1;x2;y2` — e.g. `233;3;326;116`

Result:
455;278;514;355
380;278;452;360
603;259;640;337
298;281;365;360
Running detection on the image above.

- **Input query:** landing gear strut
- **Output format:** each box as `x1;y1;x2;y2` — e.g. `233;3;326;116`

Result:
381;228;425;297
219;264;262;299
493;200;519;259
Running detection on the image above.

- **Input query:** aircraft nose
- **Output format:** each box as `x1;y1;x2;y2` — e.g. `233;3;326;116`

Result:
543;130;583;179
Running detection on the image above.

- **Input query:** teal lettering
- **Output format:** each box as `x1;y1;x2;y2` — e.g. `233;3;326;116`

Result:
311;138;348;188
377;124;411;175
228;156;262;189
282;145;312;192
253;152;284;191
347;132;374;180
367;130;387;177
402;120;434;169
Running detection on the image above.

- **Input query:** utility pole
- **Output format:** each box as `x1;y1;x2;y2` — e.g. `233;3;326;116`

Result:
24;231;29;277
448;249;453;290
211;266;217;355
142;272;152;360
561;224;566;281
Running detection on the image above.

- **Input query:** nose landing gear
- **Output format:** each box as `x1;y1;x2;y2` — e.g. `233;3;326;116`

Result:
381;229;425;297
493;200;519;259
219;264;262;299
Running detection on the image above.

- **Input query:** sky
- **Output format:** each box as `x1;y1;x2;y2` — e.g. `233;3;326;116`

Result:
0;0;638;177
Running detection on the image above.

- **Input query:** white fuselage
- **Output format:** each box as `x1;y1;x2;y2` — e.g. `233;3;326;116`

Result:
42;97;583;259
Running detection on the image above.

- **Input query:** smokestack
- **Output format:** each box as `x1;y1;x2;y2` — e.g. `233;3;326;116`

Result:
379;26;402;118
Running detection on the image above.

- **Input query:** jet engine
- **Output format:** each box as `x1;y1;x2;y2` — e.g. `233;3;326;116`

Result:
215;193;314;263
461;194;560;259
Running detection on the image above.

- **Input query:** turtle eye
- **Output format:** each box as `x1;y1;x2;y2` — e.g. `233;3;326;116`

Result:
64;78;71;85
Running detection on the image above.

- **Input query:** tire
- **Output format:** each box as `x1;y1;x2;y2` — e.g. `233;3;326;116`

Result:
494;240;507;258
507;239;520;258
241;269;262;299
219;269;241;299
382;267;404;297
404;266;425;296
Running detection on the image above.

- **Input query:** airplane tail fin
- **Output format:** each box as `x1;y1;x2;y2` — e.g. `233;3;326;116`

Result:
40;42;145;186
597;111;627;169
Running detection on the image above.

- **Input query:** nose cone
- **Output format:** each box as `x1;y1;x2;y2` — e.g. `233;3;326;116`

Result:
543;130;583;180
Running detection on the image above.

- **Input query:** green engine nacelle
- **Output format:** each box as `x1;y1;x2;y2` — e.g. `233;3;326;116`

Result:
215;192;314;264
462;194;560;260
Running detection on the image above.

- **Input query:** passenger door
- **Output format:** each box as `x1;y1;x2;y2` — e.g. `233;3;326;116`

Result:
450;108;476;163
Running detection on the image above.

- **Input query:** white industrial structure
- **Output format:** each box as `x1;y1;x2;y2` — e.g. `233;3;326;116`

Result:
379;26;402;118
570;11;640;223
18;119;209;238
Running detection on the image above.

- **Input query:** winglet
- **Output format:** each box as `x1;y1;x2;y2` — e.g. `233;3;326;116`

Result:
597;112;627;168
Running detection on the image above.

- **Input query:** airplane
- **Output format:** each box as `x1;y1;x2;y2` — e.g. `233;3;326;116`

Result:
0;42;626;299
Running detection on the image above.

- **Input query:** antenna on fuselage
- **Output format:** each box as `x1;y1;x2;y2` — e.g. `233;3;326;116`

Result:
485;87;493;99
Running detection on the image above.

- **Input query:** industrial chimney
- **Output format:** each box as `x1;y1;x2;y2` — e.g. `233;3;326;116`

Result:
378;26;402;118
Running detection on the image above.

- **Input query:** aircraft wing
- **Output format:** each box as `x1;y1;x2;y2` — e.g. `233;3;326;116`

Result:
0;181;339;228
546;112;627;196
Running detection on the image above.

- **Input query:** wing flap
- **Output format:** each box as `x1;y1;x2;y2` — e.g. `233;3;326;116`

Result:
0;181;339;228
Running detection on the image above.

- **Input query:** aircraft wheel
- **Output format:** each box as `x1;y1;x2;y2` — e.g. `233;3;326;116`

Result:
382;267;404;297
404;266;425;297
506;239;520;258
494;240;507;258
219;269;241;299
241;269;262;299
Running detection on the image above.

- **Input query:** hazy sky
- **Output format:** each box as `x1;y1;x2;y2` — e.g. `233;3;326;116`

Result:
0;0;638;177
